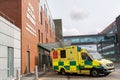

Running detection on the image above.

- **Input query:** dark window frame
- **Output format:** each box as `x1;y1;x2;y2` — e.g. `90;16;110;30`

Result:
41;33;43;43
38;29;40;43
81;53;92;61
60;50;66;58
40;7;43;25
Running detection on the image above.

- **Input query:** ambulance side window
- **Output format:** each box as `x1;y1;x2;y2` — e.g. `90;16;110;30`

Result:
81;53;91;61
60;50;66;58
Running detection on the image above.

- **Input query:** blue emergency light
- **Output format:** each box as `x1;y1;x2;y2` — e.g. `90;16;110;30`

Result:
77;46;81;52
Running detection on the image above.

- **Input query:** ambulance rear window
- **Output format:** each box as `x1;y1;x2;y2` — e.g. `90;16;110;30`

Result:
60;50;66;58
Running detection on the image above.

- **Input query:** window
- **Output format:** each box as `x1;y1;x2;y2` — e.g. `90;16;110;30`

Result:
45;21;48;33
115;29;117;32
46;38;48;43
44;4;46;13
103;51;115;55
49;16;51;27
38;30;40;43
50;30;52;37
7;47;14;77
40;7;43;25
41;33;43;43
60;50;66;58
81;53;91;61
47;23;48;33
44;4;47;16
102;44;114;50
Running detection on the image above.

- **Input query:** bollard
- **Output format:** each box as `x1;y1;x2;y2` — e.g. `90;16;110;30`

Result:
43;64;46;72
35;66;38;80
16;69;20;80
48;63;50;70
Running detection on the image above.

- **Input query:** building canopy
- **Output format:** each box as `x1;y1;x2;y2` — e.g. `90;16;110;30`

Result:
38;41;71;52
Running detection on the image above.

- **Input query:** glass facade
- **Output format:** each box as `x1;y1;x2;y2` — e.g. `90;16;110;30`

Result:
64;34;116;44
98;44;114;51
97;19;120;62
63;33;117;62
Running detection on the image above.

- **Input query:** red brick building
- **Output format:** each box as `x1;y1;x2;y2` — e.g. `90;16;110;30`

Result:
0;0;56;74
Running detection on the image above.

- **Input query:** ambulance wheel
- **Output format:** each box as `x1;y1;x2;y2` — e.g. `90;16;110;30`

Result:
60;68;66;75
90;69;99;77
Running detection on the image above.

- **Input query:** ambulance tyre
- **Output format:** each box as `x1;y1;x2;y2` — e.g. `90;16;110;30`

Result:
60;68;66;75
90;69;99;77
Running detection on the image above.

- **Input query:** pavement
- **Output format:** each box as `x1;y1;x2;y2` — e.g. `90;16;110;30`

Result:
20;63;120;80
21;68;52;80
21;72;45;80
114;63;120;69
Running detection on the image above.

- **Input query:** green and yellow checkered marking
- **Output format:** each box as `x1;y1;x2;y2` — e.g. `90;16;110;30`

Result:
53;61;79;71
53;60;102;71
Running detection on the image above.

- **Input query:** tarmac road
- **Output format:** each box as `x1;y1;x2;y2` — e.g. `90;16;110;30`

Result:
39;69;120;80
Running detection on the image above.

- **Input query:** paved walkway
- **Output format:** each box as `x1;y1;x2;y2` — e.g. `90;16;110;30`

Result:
20;63;120;80
21;71;45;80
21;68;52;80
114;63;120;69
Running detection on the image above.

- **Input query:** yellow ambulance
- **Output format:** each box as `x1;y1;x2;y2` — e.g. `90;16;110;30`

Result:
51;45;115;77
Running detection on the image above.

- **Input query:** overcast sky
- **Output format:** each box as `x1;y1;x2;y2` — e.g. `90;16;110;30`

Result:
47;0;120;36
